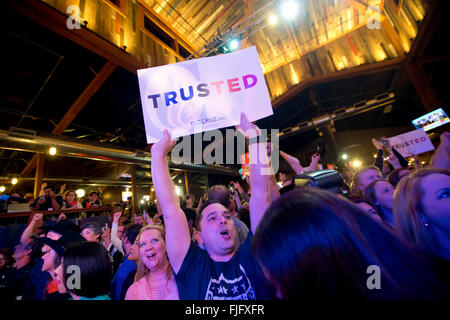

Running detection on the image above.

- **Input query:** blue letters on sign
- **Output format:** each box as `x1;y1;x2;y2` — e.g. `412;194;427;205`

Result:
147;74;258;108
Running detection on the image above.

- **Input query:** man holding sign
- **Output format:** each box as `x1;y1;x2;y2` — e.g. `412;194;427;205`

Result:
150;113;275;300
137;47;273;143
386;128;435;158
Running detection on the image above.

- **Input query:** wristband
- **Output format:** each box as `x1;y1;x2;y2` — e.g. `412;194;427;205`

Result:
248;136;259;145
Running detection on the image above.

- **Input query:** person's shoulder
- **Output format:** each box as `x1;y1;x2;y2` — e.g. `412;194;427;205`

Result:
176;241;208;277
125;279;141;299
237;231;253;255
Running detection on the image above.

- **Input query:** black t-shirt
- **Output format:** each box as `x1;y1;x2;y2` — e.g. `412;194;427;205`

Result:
175;232;275;300
32;196;63;211
0;262;35;300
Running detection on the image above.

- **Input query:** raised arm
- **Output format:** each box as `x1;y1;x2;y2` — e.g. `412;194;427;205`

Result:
280;150;304;175
391;147;408;168
230;181;249;203
431;132;450;170
111;211;125;255
20;213;43;244
372;138;384;171
304;153;320;172
231;189;243;211
151;130;191;273
237;113;272;234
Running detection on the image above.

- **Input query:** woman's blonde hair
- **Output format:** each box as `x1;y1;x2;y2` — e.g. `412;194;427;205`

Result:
393;168;450;256
134;224;173;283
350;165;381;194
63;189;78;201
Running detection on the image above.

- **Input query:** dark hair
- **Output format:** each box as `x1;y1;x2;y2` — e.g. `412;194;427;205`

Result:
279;183;295;195
387;168;410;187
363;180;392;222
348;193;374;206
11;192;24;199
44;186;56;192
62;242;112;298
207;185;230;208
196;199;222;231
23;236;43;261
237;208;250;229
89;191;100;197
182;208;197;224
0;248;13;268
124;224;142;244
252;187;447;299
81;222;102;241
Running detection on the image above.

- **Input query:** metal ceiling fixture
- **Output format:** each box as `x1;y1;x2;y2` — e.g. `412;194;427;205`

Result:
278;92;396;140
0;129;238;176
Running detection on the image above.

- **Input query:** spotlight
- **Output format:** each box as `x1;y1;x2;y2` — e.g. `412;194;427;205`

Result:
282;1;299;19
49;147;57;155
140;199;144;204
342;154;348;160
352;160;361;168
228;39;240;51
175;186;181;196
268;14;278;25
75;189;85;198
0;186;5;193
11;178;18;185
178;179;182;184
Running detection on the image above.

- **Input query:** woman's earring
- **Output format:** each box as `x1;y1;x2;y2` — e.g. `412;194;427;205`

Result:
419;213;429;227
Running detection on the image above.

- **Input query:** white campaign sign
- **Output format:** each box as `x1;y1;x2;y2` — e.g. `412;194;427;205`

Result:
387;128;435;157
137;46;273;143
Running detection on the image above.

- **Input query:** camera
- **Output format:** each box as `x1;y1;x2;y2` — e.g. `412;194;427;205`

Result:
294;170;344;194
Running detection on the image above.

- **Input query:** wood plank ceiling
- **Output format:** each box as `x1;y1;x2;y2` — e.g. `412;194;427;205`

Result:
41;0;427;104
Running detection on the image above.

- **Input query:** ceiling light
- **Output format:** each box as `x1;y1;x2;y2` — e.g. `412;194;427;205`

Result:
282;1;299;19
268;14;278;25
76;189;85;198
49;147;57;155
228;39;240;51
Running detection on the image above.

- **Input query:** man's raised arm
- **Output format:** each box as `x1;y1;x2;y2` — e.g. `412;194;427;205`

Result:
237;113;272;234
151;130;191;273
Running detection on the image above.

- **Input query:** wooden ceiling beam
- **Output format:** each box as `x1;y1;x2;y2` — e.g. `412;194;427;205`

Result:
21;61;117;175
272;57;405;109
233;0;255;48
138;0;198;55
406;0;441;63
263;16;383;75
344;0;370;11
10;0;146;74
53;61;116;134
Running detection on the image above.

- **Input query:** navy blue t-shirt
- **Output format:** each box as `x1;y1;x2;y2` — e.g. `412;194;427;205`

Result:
174;232;275;300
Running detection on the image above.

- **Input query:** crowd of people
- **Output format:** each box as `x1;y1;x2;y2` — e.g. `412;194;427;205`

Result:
3;185;103;213
0;114;449;300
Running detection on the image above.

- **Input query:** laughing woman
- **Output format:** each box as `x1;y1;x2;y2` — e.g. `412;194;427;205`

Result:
125;225;179;300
